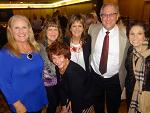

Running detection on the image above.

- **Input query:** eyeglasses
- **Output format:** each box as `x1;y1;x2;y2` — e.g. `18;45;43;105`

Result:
101;13;117;18
27;53;32;60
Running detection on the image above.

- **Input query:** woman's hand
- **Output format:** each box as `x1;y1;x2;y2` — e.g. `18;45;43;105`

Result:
67;101;72;113
60;106;68;113
13;100;27;113
60;101;72;113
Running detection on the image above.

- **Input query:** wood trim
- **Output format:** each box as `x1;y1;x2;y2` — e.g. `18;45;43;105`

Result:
144;0;150;2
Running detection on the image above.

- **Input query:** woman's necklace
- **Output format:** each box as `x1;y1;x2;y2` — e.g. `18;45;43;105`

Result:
70;41;83;64
70;42;82;53
19;44;33;60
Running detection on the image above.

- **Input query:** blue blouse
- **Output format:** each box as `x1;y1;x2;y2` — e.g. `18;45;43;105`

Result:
0;48;48;112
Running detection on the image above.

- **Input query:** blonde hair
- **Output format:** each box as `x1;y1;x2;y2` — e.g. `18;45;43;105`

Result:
5;15;40;57
66;14;86;43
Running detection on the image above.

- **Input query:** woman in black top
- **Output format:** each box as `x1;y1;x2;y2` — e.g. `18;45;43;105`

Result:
48;41;92;113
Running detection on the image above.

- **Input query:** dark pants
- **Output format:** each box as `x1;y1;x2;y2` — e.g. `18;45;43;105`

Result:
45;85;59;113
91;69;121;113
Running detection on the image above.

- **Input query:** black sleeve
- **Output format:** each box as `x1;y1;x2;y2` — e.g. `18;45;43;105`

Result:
58;76;68;106
56;67;68;106
125;46;135;88
67;67;87;112
143;56;150;91
125;47;136;92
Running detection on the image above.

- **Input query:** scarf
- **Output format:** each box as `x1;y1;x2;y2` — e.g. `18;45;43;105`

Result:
128;41;150;113
43;39;56;76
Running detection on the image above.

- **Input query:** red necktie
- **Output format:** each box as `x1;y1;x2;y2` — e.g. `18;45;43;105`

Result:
99;31;110;74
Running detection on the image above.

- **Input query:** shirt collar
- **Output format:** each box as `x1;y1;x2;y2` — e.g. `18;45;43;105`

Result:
102;25;118;35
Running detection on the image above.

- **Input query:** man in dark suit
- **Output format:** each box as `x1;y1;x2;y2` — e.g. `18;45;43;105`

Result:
88;3;129;113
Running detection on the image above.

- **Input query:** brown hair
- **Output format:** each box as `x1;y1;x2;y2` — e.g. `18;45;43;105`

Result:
126;21;149;39
48;41;71;61
66;14;86;44
126;21;150;48
38;17;62;45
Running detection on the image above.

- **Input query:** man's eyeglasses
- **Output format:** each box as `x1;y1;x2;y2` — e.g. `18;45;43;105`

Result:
101;13;117;18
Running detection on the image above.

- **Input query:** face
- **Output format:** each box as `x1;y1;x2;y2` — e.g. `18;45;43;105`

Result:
52;54;68;69
70;21;84;38
10;18;30;43
129;25;145;47
100;5;119;30
46;26;59;43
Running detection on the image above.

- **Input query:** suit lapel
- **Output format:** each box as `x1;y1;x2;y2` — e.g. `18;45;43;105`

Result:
91;24;102;51
119;29;128;65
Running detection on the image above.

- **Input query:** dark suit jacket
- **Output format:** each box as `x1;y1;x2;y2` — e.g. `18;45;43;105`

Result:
63;35;91;72
56;61;92;113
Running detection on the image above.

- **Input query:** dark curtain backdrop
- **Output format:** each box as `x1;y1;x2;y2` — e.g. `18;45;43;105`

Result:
0;9;13;22
92;0;103;20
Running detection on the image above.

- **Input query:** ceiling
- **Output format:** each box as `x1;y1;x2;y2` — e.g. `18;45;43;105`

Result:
0;0;61;4
0;0;92;9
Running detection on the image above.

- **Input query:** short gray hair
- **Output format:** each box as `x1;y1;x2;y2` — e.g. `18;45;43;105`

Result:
100;3;119;15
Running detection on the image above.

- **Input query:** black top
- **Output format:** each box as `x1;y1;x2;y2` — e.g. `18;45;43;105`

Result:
56;61;92;113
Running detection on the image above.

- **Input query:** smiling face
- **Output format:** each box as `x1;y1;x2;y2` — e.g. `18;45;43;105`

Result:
46;26;59;44
52;54;68;69
100;5;119;30
10;18;30;44
70;21;84;38
129;25;145;47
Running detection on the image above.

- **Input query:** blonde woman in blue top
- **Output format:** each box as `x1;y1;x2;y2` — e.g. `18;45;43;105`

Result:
0;15;48;113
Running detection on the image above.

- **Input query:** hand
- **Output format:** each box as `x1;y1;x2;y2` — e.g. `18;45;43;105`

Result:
66;101;72;112
13;100;27;113
60;106;68;113
60;101;72;113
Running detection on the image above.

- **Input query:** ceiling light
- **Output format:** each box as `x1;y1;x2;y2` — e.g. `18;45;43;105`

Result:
0;0;91;9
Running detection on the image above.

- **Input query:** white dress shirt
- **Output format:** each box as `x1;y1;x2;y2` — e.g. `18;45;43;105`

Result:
91;25;120;78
